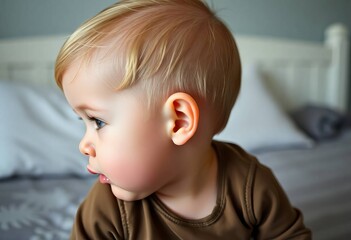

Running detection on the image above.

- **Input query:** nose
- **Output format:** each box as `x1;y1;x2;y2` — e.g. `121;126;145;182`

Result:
79;135;96;157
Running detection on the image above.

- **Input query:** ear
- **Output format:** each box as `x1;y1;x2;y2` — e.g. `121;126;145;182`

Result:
164;92;199;146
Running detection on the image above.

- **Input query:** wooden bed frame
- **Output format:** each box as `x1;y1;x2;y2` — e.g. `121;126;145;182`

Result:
0;23;349;112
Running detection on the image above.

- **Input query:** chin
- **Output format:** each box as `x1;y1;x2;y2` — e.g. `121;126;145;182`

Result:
110;184;150;201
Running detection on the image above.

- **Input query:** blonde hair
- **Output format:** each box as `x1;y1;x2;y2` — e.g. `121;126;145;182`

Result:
55;0;241;133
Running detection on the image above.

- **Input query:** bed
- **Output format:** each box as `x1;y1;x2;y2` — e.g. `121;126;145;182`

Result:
0;23;350;240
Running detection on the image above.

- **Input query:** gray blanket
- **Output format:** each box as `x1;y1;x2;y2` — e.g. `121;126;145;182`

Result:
256;130;351;240
0;177;95;240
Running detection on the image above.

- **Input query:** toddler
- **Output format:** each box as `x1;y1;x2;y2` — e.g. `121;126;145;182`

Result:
55;0;311;239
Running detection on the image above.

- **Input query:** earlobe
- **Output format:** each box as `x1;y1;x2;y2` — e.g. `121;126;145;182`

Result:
164;92;199;145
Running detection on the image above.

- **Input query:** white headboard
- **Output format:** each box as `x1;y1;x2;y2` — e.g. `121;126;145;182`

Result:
236;23;349;112
0;23;349;112
0;35;68;86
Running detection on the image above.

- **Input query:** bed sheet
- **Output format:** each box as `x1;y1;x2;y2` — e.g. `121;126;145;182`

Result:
0;176;96;240
255;130;351;240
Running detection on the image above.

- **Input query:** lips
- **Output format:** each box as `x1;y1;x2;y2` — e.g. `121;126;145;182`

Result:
99;174;110;184
87;167;98;175
87;166;110;184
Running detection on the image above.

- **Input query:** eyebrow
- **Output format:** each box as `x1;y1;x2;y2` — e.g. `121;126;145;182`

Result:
73;104;104;113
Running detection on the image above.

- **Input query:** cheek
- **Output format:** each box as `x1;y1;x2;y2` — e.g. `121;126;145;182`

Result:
112;160;159;188
98;124;171;191
102;149;165;192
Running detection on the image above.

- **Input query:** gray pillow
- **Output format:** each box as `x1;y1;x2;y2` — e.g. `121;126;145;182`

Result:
291;105;344;141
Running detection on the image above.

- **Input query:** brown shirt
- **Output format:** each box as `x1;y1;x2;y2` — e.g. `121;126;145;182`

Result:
71;141;311;239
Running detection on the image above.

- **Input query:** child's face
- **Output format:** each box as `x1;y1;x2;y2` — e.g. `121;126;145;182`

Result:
62;60;176;201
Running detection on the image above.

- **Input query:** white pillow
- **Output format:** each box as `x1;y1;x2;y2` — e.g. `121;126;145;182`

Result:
214;65;314;153
0;81;89;178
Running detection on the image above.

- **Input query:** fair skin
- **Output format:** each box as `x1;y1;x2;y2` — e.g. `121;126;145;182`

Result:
62;56;218;219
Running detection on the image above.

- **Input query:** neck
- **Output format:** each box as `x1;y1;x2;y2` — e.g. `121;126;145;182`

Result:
156;141;218;219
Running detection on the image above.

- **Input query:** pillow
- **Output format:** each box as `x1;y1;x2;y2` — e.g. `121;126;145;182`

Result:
0;81;89;179
291;105;345;141
214;65;314;153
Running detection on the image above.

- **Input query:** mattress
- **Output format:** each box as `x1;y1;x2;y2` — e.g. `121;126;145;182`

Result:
0;176;95;240
256;130;351;240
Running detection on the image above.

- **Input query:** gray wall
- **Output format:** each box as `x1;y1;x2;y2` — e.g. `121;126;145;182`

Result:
1;0;350;41
0;0;116;38
1;0;350;109
215;0;351;41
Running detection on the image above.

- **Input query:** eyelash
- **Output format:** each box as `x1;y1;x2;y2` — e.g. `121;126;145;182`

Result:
89;116;106;130
78;116;106;130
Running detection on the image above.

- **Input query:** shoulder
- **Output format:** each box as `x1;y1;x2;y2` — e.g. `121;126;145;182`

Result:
214;141;311;239
251;163;312;239
214;140;294;221
71;181;125;239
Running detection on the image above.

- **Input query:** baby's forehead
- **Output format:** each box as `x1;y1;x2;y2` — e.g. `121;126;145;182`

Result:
64;45;126;90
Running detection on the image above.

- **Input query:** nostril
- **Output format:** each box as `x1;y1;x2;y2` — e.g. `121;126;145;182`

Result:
82;148;92;156
81;145;96;157
79;137;96;157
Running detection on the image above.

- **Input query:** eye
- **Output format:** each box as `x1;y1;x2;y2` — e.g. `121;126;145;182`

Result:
94;118;106;130
88;116;106;130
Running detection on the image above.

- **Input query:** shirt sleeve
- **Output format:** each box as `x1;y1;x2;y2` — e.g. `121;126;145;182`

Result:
70;181;125;240
250;161;312;240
